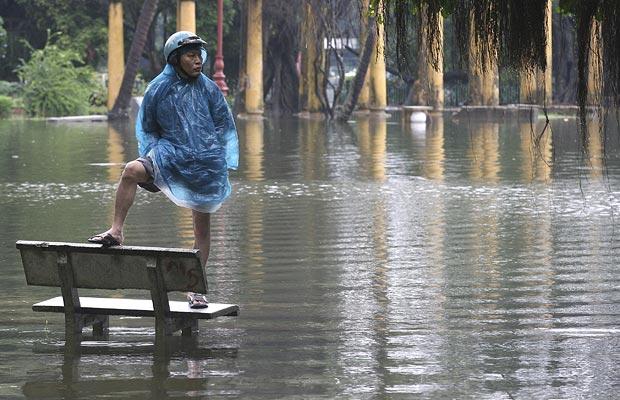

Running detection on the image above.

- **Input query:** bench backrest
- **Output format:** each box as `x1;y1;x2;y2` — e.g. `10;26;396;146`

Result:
16;240;207;294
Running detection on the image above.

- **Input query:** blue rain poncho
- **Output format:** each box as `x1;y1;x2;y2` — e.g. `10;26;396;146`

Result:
135;62;239;213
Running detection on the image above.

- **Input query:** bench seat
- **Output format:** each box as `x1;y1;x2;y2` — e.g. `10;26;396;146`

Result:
33;296;239;319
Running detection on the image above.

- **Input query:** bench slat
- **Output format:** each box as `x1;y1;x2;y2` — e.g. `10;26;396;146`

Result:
33;296;239;319
17;241;207;293
16;240;201;257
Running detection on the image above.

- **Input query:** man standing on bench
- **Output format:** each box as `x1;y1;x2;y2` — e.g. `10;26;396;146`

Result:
88;31;239;309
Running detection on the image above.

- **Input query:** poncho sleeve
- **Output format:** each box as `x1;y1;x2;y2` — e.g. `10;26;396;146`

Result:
209;84;239;170
135;84;160;157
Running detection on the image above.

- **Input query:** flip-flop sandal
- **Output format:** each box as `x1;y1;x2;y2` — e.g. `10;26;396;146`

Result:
87;233;121;247
188;293;209;309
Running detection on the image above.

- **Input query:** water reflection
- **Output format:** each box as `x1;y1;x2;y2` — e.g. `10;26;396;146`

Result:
300;118;327;180
356;116;388;181
519;121;553;182
106;124;125;183
586;119;604;178
241;118;265;182
424;115;445;180
468;122;500;182
23;336;237;399
1;115;619;398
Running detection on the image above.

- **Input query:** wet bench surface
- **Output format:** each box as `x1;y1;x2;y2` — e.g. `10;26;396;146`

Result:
16;240;238;337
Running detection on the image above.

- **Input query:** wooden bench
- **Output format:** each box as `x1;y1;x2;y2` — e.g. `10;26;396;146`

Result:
16;240;238;338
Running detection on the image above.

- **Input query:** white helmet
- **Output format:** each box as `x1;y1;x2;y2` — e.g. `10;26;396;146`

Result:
163;31;207;63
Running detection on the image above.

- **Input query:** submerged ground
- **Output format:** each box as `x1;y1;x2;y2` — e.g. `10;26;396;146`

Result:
0;113;618;399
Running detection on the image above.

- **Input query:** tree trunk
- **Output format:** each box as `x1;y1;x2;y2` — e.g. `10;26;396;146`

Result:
553;11;577;104
265;18;299;115
109;0;159;120
335;16;376;122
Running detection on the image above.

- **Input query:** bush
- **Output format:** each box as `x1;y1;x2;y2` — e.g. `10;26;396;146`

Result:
0;80;22;97
0;95;12;118
16;33;98;117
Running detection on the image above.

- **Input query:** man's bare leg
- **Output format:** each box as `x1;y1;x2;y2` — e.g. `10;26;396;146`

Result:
89;160;149;244
192;210;211;269
188;210;211;307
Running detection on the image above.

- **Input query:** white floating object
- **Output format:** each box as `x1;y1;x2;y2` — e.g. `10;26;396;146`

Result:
410;111;427;123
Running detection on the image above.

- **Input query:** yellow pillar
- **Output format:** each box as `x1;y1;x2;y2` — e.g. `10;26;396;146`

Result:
245;0;263;114
468;14;499;106
107;1;124;110
176;0;196;33
300;3;322;113
544;0;553;104
358;0;371;110
369;4;387;111
418;5;444;109
520;0;552;104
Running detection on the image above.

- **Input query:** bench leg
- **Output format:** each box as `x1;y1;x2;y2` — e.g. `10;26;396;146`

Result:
65;314;85;336
92;315;109;337
181;319;199;337
156;317;199;337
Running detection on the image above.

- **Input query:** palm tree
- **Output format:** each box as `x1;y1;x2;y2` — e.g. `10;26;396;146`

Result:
109;0;159;120
335;15;377;121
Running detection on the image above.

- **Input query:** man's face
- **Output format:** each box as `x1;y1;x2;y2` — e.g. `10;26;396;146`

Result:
179;50;202;78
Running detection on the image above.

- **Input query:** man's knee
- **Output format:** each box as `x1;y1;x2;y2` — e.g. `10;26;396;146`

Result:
121;160;148;183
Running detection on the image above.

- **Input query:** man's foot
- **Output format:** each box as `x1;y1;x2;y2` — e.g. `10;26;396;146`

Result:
87;232;122;247
188;293;209;309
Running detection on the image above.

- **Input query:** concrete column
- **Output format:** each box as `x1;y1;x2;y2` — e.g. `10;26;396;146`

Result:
177;0;196;33
369;6;387;111
300;2;322;113
418;5;444;109
107;1;124;110
245;0;263;114
357;0;371;110
519;0;552;104
467;14;499;106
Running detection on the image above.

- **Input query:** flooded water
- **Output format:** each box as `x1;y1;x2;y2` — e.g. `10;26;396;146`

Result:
0;112;618;399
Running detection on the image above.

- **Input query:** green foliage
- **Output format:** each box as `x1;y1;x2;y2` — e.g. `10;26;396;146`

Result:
0;95;12;119
16;33;98;117
0;81;22;97
132;73;148;97
14;0;108;68
558;0;577;15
